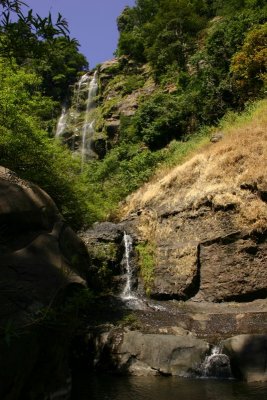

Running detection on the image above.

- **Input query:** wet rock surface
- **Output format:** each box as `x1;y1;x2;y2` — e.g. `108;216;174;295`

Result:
92;328;209;377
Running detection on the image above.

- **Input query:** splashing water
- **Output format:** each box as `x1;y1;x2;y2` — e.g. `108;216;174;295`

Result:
202;344;232;379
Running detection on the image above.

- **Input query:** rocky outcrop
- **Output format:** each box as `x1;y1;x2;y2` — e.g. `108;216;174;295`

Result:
88;326;209;377
121;121;267;302
79;222;124;292
72;297;267;382
0;166;90;400
79;222;140;294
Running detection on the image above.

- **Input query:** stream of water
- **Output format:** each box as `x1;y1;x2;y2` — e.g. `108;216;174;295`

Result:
72;373;267;400
55;106;67;138
81;71;98;169
121;232;136;300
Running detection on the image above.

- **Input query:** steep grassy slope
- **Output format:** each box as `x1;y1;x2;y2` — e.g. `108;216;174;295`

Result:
122;100;267;232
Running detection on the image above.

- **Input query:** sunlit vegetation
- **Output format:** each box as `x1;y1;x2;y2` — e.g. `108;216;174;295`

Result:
0;0;266;229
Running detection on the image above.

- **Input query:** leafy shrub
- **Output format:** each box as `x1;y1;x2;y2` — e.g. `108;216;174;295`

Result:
134;91;199;149
231;22;267;100
0;58;90;229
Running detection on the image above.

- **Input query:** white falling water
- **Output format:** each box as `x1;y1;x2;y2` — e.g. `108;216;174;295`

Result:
120;232;166;311
55;106;67;138
202;344;232;378
75;73;89;112
81;70;98;169
121;232;137;300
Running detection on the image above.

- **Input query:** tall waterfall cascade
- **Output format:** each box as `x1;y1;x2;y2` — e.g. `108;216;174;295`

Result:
54;71;98;167
81;70;98;168
202;344;232;379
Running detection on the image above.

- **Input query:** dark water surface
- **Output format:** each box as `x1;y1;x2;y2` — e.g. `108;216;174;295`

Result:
72;373;267;400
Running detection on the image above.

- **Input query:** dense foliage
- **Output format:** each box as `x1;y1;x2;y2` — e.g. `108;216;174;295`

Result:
0;0;88;101
116;0;267;143
0;0;266;229
81;0;267;224
0;1;90;228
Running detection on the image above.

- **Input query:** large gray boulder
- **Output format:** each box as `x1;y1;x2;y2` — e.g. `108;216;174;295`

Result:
91;327;209;377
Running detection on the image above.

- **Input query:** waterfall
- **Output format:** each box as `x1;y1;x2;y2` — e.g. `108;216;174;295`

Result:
55;73;89;143
202;344;232;379
120;232;166;311
81;70;98;169
121;232;137;300
55;106;67;138
75;73;89;112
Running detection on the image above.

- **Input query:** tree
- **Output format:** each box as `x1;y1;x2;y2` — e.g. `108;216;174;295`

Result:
231;23;267;99
0;57;89;228
0;1;88;101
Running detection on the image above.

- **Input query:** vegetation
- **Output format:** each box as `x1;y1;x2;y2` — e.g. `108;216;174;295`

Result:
0;0;266;230
0;0;90;229
116;0;267;139
79;0;266;224
136;242;155;295
123;98;267;236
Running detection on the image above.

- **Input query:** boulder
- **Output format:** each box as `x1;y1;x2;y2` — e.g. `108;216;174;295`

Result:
91;328;209;377
0;166;90;399
222;334;267;382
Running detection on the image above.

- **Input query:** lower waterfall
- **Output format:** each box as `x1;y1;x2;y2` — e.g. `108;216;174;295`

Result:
121;232;136;300
201;344;232;379
120;232;165;311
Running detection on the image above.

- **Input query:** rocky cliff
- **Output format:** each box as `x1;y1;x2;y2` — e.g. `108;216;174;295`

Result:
120;103;267;302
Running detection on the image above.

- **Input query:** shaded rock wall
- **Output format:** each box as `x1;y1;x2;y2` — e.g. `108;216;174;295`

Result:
0;166;90;400
79;222;139;294
222;334;267;382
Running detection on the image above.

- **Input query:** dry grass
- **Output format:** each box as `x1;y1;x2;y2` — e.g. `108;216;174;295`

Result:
121;99;267;233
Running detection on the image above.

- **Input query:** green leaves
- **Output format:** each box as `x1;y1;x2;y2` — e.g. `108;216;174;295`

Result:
0;57;89;229
231;22;267;99
0;1;88;101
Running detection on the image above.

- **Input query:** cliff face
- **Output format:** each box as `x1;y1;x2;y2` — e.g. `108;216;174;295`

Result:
121;101;267;302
